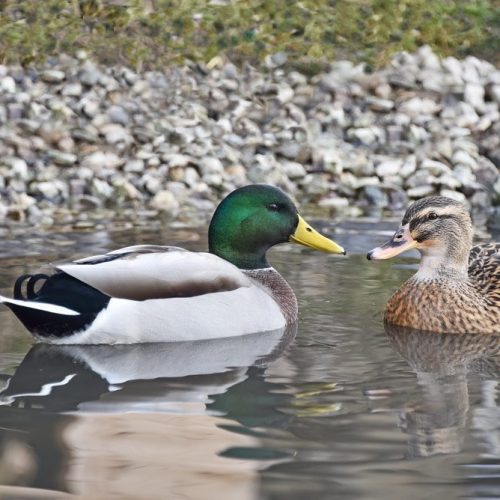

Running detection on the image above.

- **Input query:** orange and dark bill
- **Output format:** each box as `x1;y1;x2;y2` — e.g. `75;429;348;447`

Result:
367;224;416;260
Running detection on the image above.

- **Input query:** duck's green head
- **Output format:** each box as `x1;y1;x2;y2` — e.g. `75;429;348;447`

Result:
208;184;345;269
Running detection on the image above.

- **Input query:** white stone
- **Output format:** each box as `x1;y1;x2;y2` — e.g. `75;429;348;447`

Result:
282;161;306;180
407;185;435;198
452;150;478;170
399;155;417;178
440;189;466;202
375;158;402;177
124;159;145;173
420;159;451;176
62;82;83;97
1;76;16;93
82;151;122;170
199;156;224;174
41;70;66;83
464;83;485;113
452;165;475;186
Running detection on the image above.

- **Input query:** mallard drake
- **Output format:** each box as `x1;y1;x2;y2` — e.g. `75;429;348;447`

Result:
0;184;345;344
367;196;499;334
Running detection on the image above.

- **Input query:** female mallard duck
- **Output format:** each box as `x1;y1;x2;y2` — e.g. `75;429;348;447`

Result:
367;196;499;334
0;184;345;344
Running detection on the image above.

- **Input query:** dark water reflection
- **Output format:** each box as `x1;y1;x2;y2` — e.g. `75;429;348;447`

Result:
0;221;497;499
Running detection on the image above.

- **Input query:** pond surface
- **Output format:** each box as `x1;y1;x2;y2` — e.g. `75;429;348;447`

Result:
0;219;498;499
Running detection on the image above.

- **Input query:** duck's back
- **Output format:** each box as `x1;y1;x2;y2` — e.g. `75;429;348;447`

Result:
468;243;500;305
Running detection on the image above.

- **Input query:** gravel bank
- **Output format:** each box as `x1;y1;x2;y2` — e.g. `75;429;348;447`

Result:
0;46;498;227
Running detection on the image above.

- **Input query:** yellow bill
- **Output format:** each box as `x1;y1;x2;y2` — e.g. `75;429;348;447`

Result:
290;215;346;254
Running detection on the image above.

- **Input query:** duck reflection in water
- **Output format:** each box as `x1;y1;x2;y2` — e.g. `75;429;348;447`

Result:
386;323;500;458
0;325;296;497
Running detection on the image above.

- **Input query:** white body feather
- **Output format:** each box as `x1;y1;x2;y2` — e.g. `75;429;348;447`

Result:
46;286;285;344
10;246;288;344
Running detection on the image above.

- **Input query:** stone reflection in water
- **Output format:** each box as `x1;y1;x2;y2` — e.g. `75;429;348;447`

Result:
386;323;500;458
0;325;296;498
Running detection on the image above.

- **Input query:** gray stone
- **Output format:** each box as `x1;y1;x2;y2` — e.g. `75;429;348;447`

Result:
108;105;129;126
451;150;478;170
375;158;402;177
440;189;466;203
48;150;78;166
365;96;394;112
100;123;131;144
363;185;389;207
420;159;451;176
399;155;417;178
41;70;66;83
33;181;59;198
92;178;114;199
79;64;101;86
452;165;476;186
124;159;145;173
62;82;83;97
407;185;435;198
282;161;306;180
151;190;180;215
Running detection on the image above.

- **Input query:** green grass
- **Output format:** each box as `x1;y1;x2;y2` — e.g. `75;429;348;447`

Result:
0;0;498;70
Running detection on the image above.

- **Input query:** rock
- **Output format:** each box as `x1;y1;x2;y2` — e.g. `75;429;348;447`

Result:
3;157;29;180
375;158;402;177
420;159;451;176
92;178;114;199
99;123;131;144
464;83;485;113
407;185;435;198
82;151;122;170
440;189;466;202
282;161;307;180
199;156;224;175
62;82;83;97
399;155;417;178
493;177;500;201
318;196;349;209
33;181;59;198
124;159;144;173
79;63;101;86
150;190;180;215
41;70;66;83
451;150;478;170
1;76;16;93
363;185;388;207
452;165;476;186
108;105;129;126
365;96;394;111
346;127;379;146
47;150;77;166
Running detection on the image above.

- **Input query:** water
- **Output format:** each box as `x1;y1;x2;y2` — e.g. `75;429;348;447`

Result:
0;221;498;499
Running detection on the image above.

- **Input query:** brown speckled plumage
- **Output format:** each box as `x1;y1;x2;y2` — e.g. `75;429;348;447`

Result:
244;268;298;324
378;197;500;334
385;259;499;333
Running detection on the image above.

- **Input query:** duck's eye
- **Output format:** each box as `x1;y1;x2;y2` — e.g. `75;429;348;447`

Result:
267;203;280;211
428;212;438;220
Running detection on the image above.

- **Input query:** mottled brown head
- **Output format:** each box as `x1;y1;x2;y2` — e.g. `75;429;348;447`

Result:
368;197;473;276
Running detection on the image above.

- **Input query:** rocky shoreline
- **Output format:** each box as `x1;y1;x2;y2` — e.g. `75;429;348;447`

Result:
0;46;498;228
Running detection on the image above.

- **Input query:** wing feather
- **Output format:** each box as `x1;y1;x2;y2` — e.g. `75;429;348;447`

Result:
56;247;250;301
468;243;500;304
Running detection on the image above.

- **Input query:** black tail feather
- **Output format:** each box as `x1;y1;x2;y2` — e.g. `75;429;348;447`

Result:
7;272;111;339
